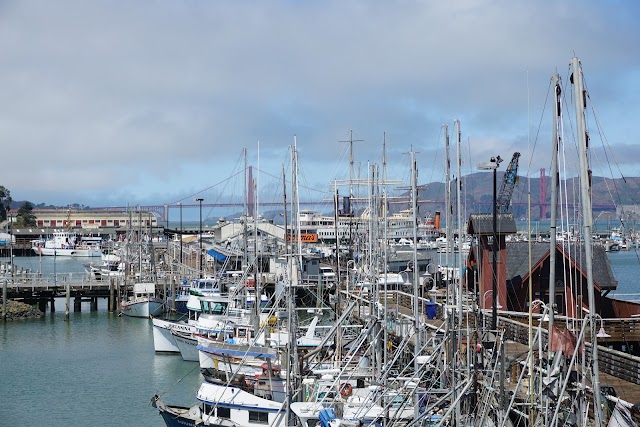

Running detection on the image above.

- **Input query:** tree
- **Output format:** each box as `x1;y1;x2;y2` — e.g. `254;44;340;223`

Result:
15;201;36;227
0;186;11;222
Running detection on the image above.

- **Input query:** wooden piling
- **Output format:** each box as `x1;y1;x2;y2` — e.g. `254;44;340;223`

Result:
108;278;115;313
117;280;121;314
170;276;176;312
163;278;167;313
2;278;7;321
74;295;82;312
65;283;70;320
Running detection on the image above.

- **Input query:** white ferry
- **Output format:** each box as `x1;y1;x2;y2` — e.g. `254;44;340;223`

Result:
31;230;102;257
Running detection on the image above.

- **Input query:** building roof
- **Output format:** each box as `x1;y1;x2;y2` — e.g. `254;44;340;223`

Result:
505;241;618;290
467;213;517;235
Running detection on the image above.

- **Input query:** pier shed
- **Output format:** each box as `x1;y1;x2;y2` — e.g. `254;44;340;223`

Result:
466;213;517;312
503;241;617;317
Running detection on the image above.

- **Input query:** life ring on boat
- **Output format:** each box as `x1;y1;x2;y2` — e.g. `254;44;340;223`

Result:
339;383;353;397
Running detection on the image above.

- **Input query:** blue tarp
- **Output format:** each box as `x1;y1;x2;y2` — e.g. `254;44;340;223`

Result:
206;248;228;262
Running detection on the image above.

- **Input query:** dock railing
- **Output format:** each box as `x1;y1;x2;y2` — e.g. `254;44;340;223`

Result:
500;313;640;386
1;271;107;291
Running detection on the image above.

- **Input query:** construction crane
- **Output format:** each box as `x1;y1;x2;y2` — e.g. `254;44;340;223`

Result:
497;152;521;214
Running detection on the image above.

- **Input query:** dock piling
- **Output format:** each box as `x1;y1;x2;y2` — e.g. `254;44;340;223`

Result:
2;278;6;321
65;283;70;320
108;279;115;313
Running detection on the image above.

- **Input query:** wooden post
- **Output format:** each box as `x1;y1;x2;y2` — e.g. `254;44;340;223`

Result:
65;283;70;320
117;280;121;314
90;297;98;311
163;277;167;314
171;276;176;313
74;294;82;312
109;278;115;313
2;278;7;321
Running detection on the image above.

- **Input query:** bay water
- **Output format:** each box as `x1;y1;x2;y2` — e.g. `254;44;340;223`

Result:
0;255;202;427
1;250;640;426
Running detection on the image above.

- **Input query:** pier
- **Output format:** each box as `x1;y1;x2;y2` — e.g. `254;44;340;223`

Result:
0;270;179;319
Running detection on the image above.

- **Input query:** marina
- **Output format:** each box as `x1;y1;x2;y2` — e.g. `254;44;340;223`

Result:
2;247;640;426
2;50;640;427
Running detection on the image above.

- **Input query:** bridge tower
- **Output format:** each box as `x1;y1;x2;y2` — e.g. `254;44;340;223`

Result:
248;166;254;218
539;168;548;219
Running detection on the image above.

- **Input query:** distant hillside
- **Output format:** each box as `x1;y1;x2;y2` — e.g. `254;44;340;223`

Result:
412;173;640;220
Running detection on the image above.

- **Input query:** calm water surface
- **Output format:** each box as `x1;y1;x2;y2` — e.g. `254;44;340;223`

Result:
0;257;202;427
2;250;640;426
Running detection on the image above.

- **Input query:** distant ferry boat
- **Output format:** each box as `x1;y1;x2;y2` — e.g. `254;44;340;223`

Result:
31;230;102;257
296;209;436;243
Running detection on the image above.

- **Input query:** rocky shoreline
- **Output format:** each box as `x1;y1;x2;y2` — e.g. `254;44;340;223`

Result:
2;300;43;321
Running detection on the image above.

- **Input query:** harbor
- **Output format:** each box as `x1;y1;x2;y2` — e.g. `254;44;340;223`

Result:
2;249;640;426
2;47;640;427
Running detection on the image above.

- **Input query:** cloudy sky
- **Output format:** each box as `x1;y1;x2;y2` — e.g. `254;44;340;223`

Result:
1;0;638;219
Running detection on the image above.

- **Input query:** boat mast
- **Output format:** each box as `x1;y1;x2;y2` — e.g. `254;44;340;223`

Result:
382;132;389;385
334;184;342;368
455;119;464;348
410;148;420;420
443;125;452;304
282;160;296;421
454;119;465;424
571;56;603;425
287;144;302;404
548;72;561;361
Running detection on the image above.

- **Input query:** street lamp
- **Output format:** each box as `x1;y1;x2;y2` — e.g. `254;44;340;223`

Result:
593;313;611;338
195;198;204;278
483;290;503;309
478;155;502;331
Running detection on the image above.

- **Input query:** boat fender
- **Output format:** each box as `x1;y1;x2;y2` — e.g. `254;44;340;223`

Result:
339;383;353;397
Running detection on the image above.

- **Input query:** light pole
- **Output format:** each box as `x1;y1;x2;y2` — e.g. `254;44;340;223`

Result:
196;198;204;278
478;156;502;332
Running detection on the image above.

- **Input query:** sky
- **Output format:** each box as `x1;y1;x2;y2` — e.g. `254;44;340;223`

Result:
1;0;639;220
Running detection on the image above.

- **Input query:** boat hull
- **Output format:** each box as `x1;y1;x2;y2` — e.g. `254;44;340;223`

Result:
121;299;163;318
172;331;200;362
158;409;197;427
32;247;102;257
152;318;181;353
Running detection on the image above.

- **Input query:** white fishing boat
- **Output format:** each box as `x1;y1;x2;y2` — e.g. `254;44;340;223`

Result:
152;317;194;353
32;230;102;257
153;381;286;427
120;282;163;318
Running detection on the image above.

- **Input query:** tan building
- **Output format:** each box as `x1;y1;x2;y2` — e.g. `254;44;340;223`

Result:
30;209;158;230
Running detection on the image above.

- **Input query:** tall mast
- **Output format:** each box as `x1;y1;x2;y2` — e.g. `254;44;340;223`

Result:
243;148;248;269
252;178;260;334
292;137;302;271
453;120;464;426
410;149;420;420
443;125;452;304
334;185;342;368
571;56;602;425
546;72;562;425
382;132;389;384
455;120;464;332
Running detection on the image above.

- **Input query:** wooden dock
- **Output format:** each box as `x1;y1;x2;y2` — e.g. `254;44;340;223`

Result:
344;287;640;406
